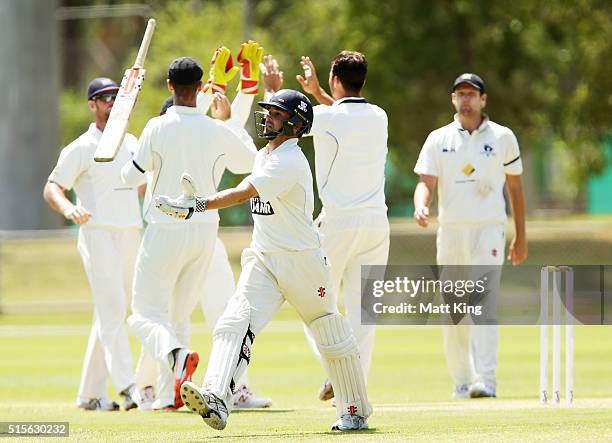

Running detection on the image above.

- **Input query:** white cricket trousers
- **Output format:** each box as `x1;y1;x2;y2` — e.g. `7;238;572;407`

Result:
128;222;217;369
76;226;140;401
134;237;250;407
437;223;505;388
304;209;390;380
205;248;338;397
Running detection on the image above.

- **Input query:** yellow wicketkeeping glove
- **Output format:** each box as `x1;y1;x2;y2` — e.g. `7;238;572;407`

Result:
202;46;239;94
236;40;264;94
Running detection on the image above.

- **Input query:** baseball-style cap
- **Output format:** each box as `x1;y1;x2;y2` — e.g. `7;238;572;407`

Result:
168;57;203;85
87;77;119;100
452;73;486;94
159;96;174;115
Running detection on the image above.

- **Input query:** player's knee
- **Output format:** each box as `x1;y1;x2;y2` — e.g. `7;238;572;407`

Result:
212;293;251;336
308;313;358;359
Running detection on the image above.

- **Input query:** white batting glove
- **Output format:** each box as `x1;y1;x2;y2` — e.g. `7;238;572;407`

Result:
154;173;206;220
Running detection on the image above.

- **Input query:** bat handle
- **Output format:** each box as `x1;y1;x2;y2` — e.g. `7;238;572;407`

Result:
134;18;156;68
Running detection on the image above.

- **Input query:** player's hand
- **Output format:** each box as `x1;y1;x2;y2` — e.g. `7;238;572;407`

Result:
155;195;195;220
507;236;528;265
202;46;239;94
296;56;321;96
262;54;283;94
63;205;92;224
211;92;231;121
413;205;430;228
236;40;264;94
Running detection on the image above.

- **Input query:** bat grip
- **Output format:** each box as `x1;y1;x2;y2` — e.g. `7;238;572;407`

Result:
134;18;156;68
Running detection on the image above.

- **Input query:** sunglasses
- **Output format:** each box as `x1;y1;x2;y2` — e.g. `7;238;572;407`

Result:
93;94;117;103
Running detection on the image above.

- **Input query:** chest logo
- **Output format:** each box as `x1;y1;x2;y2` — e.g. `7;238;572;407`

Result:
462;163;475;176
482;143;495;157
442;147;456;153
250;196;275;215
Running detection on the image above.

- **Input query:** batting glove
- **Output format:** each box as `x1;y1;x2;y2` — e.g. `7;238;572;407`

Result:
155;173;206;220
236;40;264;94
202;46;239;94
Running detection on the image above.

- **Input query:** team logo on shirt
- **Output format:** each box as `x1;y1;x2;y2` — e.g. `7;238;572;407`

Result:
462;163;475;176
318;286;326;298
481;144;496;157
250;196;275;215
442;146;456;153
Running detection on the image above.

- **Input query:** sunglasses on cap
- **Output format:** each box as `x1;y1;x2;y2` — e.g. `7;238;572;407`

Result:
92;94;117;103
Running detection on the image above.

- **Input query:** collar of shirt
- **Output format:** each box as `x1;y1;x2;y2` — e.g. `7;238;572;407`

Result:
87;122;103;142
265;138;299;155
332;96;367;106
452;113;490;134
167;105;201;115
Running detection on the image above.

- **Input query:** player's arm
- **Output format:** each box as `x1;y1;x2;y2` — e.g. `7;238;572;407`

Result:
505;174;528;265
155;176;258;219
296;56;334;105
121;122;154;186
43;181;91;224
413;174;437;228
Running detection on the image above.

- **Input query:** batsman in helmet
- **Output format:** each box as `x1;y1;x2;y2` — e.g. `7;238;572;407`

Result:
156;88;372;432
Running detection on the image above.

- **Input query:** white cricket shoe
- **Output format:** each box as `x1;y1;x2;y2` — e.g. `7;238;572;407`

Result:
232;384;272;409
181;381;228;430
319;379;334;401
138;385;156;411
452;384;470;400
469;381;496;398
331;414;369;431
77;397;120;411
119;383;142;411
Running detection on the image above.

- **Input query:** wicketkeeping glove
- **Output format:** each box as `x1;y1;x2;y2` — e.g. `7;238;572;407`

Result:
202;46;239;94
155;173;206;220
236;40;264;94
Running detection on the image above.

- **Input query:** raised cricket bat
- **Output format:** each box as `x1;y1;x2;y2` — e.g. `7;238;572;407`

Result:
94;18;156;162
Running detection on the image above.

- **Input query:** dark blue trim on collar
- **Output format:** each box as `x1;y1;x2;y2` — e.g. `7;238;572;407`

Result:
339;98;367;104
133;160;145;173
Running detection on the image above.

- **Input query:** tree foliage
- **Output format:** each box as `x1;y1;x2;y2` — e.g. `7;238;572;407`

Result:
60;0;612;218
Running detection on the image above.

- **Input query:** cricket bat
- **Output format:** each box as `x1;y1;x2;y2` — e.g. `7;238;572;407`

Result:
94;18;156;162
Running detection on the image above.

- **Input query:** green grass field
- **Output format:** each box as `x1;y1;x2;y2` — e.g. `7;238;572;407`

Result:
1;221;612;441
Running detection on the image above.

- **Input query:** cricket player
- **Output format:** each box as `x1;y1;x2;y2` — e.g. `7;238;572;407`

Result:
120;56;257;410
155;89;371;431
413;73;528;399
263;51;389;402
135;46;271;408
43;77;143;411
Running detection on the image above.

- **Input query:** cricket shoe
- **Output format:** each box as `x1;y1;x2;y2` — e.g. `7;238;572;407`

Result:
172;349;199;409
469;381;496;398
232;384;272;409
77;397;120;411
331;414;369;431
138;385;156;411
452;384;470;400
181;381;228;430
119;383;142;411
319;379;334;401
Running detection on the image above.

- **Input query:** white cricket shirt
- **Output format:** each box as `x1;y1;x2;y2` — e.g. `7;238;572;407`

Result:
128;105;256;224
308;97;388;214
247;138;321;252
48;123;142;229
414;115;523;225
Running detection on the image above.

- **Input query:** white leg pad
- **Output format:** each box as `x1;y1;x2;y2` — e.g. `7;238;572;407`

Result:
203;294;253;407
309;313;372;418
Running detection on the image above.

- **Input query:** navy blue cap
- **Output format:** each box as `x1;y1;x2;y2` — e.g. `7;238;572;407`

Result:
87;77;119;100
160;96;174;115
168;57;203;85
452;73;486;94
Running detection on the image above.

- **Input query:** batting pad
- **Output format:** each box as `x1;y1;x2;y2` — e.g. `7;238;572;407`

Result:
309;313;372;418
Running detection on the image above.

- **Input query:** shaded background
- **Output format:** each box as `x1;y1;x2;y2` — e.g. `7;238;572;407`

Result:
1;0;612;229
